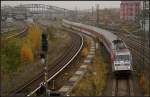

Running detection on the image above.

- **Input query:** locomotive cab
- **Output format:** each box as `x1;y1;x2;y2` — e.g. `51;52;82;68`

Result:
113;52;132;76
112;39;132;76
63;19;133;77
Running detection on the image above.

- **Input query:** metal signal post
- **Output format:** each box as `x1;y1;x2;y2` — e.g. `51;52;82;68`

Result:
41;33;48;96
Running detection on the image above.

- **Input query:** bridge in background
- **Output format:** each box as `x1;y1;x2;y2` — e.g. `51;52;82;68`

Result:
1;4;76;21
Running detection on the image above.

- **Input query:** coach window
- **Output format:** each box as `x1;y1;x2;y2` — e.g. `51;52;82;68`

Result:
124;55;129;61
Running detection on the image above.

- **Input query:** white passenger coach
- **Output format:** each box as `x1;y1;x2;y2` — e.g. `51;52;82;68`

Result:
62;19;133;76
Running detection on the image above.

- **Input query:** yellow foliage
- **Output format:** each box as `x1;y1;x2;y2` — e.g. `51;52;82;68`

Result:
21;43;33;62
27;24;41;49
81;48;88;58
20;23;41;63
139;73;149;95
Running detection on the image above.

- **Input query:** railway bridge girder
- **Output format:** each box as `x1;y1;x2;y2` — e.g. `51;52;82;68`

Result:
1;4;74;21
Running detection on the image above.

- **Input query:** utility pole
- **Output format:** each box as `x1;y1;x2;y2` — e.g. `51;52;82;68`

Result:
75;6;78;22
91;6;94;25
64;9;65;18
136;2;149;95
143;1;150;94
92;6;94;16
87;9;90;24
140;2;150;92
149;12;150;97
96;4;100;27
137;1;144;74
140;0;146;72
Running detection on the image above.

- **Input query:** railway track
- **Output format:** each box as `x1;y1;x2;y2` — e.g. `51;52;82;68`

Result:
112;30;149;89
93;27;135;96
10;31;83;96
118;33;149;56
2;21;28;40
117;32;149;68
108;30;149;69
3;26;28;41
108;29;149;57
112;78;134;96
100;27;148;96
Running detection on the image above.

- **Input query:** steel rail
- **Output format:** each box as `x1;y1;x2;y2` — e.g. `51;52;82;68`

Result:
9;32;81;95
112;78;133;96
9;32;82;96
25;32;83;96
4;26;28;40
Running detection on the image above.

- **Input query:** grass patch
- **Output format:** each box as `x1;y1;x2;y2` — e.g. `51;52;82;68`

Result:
1;38;21;74
70;43;109;96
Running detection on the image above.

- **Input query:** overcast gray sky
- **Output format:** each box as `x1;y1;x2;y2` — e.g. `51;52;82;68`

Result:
1;1;121;10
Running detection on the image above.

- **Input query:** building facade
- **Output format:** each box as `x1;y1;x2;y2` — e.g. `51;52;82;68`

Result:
120;1;140;21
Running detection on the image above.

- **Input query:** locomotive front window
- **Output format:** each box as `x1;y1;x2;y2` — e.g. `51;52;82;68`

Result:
115;55;129;61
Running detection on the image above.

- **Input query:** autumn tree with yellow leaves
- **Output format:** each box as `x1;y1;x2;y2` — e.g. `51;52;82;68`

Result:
27;24;41;49
21;43;33;62
81;48;88;58
20;23;41;63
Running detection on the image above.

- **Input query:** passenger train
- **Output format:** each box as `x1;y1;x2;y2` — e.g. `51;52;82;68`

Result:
62;19;133;76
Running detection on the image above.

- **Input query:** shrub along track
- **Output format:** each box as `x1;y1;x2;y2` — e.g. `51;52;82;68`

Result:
10;29;83;96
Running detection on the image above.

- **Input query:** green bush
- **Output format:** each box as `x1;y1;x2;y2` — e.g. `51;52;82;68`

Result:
1;39;20;73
